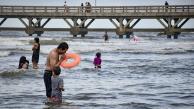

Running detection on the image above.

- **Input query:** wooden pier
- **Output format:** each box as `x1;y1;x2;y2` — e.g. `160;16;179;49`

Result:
0;5;194;38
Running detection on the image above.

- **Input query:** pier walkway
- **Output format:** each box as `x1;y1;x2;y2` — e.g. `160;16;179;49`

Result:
0;5;194;38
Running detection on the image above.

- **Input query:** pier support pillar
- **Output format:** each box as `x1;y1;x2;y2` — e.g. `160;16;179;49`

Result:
70;27;88;37
126;32;133;38
80;31;87;37
158;18;190;39
20;18;46;36
80;19;88;37
125;19;140;38
25;18;35;36
173;34;178;39
25;27;34;36
26;18;35;36
116;27;126;39
69;18;90;37
109;18;138;39
172;18;181;39
70;27;80;37
35;18;43;36
119;35;123;38
0;18;7;26
167;35;172;39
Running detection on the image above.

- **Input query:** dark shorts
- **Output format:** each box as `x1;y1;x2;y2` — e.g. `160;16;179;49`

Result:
43;70;52;98
32;52;39;63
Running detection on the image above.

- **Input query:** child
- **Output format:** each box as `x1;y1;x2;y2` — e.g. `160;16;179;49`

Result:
32;37;40;69
18;56;29;69
93;52;102;69
51;66;64;104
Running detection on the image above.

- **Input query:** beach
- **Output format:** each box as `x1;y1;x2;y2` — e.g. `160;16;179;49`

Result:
0;31;194;109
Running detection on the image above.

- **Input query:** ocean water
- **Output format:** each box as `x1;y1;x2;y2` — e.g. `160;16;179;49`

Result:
0;32;194;109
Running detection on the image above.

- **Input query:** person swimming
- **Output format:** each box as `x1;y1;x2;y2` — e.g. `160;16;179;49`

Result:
18;56;29;69
130;34;139;42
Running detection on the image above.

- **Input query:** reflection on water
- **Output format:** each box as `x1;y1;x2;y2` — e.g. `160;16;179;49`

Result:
0;33;194;109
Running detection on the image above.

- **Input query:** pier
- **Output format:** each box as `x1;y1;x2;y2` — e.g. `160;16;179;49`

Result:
0;5;194;38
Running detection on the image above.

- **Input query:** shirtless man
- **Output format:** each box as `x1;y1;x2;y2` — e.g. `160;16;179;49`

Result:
43;42;69;101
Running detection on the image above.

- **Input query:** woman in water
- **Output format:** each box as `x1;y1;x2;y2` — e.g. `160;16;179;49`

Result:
32;37;40;69
18;56;29;69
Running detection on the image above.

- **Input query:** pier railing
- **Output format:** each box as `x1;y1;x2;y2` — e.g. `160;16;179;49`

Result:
1;5;194;17
0;5;194;38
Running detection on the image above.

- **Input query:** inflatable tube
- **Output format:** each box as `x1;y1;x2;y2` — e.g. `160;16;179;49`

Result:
60;53;80;69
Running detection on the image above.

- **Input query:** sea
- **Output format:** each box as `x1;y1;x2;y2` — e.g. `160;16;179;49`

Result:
0;31;194;109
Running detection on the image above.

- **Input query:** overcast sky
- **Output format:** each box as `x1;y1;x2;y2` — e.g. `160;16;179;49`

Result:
0;0;194;28
0;0;194;6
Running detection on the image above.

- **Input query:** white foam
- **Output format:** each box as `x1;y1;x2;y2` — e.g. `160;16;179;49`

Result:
1;36;193;56
67;38;194;55
65;39;132;53
0;37;28;46
0;51;11;57
40;45;56;54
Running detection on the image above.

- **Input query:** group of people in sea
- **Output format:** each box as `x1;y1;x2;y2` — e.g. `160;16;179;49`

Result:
18;37;40;70
44;42;102;104
17;30;140;104
17;38;102;104
16;31;142;104
16;32;141;104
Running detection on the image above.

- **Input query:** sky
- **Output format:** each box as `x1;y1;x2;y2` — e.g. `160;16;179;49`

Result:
0;0;194;28
0;0;194;6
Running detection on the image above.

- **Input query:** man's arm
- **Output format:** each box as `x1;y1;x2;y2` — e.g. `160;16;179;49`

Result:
49;52;65;69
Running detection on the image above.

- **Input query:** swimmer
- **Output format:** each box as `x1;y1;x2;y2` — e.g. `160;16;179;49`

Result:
18;56;29;69
130;35;139;42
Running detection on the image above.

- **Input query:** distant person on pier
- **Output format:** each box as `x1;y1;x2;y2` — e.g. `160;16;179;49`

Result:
81;3;84;13
32;37;40;69
85;2;88;13
88;2;92;13
64;1;68;13
93;52;102;69
165;1;169;12
85;2;92;13
103;31;109;42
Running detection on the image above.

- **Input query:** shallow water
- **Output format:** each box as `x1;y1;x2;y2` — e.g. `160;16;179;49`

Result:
0;32;194;109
